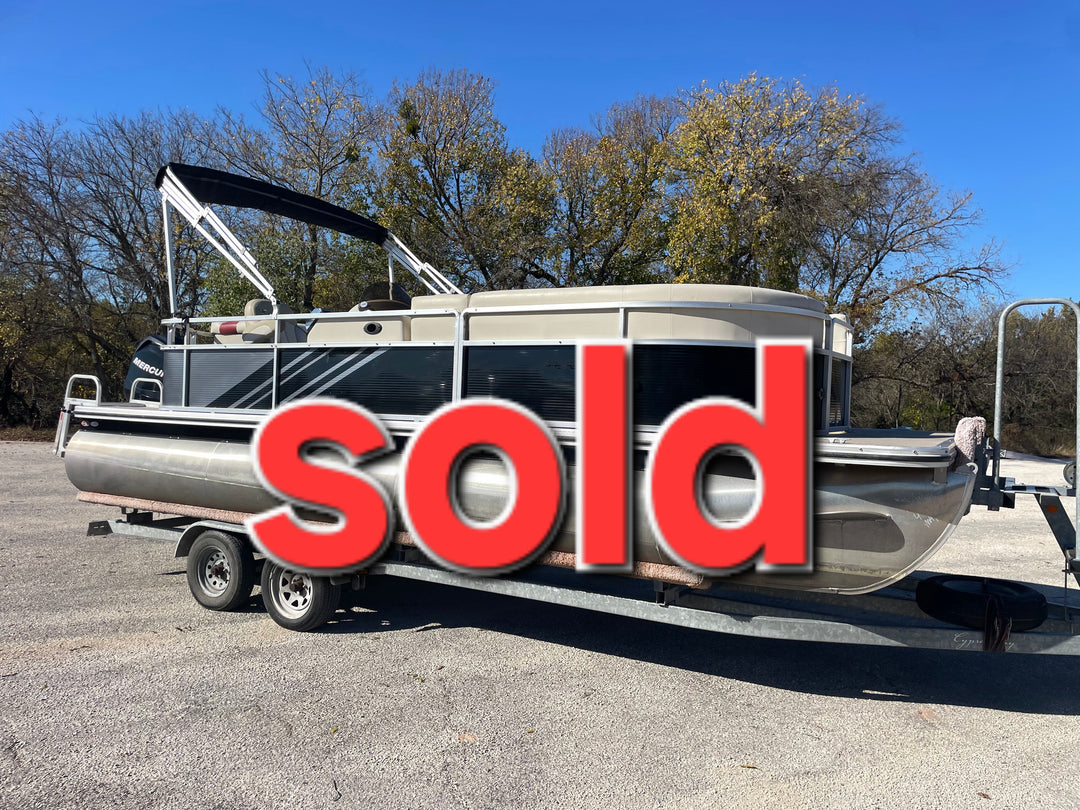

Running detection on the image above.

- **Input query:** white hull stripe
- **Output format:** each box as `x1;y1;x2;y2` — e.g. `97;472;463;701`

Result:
229;349;329;409
280;349;385;403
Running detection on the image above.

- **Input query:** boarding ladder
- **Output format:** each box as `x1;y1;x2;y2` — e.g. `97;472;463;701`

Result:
972;298;1079;586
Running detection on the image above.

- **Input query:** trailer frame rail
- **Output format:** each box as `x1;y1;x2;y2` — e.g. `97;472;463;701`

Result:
88;511;1080;655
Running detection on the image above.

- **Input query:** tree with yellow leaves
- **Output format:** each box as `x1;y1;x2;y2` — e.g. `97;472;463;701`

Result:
542;94;675;286
379;68;551;291
669;74;1003;337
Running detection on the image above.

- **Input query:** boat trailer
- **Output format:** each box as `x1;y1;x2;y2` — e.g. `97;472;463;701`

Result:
81;495;1077;654
69;298;1080;653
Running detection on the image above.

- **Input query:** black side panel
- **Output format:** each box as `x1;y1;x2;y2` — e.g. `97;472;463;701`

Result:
189;349;274;409
162;350;184;406
278;346;453;415
160;344;822;425
465;346;576;422
829;359;849;427
633;346;757;426
463;344;818;428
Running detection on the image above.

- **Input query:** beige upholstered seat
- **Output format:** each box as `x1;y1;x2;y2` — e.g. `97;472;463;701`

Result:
462;284;829;345
210;300;306;344
305;303;411;343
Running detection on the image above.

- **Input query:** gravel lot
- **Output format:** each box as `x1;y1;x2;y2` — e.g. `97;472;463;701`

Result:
1;441;1078;809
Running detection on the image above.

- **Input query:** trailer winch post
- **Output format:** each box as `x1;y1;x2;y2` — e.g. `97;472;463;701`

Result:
992;297;1080;579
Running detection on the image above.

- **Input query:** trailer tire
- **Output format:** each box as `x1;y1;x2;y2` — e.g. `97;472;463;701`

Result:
916;575;1048;632
186;531;255;612
260;562;341;632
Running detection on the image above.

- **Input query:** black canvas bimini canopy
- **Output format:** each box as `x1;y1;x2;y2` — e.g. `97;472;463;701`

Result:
154;163;389;246
155;163;461;313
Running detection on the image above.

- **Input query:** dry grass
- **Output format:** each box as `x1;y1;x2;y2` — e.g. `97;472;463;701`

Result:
0;425;55;442
1001;424;1076;459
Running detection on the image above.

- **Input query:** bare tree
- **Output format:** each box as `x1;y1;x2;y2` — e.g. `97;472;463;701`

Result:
802;156;1004;338
0;110;215;414
210;65;382;310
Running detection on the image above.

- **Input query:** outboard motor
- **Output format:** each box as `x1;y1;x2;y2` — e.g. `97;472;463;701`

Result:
123;335;166;402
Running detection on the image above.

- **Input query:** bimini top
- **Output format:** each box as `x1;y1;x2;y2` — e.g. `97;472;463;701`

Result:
154;163;388;246
154;164;461;306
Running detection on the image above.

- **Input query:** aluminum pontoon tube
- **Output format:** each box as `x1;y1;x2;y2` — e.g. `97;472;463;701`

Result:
64;429;976;594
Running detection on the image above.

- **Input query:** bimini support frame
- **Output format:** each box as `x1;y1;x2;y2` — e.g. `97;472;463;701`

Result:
157;166;277;312
155;163;462;321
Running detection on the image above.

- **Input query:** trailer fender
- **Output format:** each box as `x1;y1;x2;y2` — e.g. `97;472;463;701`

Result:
175;520;249;558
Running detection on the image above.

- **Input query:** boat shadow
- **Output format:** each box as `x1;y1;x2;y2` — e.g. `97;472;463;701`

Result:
319;575;1080;716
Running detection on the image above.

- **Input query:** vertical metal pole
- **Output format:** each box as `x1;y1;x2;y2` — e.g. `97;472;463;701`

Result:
271;304;281;408
162;199;178;343
452;310;464;402
181;346;189;408
822;319;834;431
1074;301;1079;547
993;309;1009;485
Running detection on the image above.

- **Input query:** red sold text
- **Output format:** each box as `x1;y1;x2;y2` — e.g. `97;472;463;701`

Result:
245;341;814;577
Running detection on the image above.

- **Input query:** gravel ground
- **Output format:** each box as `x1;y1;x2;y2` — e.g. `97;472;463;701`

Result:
1;441;1078;809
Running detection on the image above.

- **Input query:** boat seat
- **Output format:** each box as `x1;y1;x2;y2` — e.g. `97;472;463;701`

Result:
306;303;410;343
210;299;307;343
357;298;410;311
358;281;411;311
465;284;828;343
410;293;469;341
304;281;416;343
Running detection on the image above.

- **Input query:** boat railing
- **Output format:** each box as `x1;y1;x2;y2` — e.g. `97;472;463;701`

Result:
160;296;846;346
63;374;102;405
128;378;164;403
157;295;852;431
160;306;434;342
54;374;101;456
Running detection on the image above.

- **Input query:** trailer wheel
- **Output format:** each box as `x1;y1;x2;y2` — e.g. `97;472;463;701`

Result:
260;562;341;632
186;531;255;612
916;575;1048;632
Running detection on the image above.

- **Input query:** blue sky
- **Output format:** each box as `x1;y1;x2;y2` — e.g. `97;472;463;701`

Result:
2;0;1077;304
